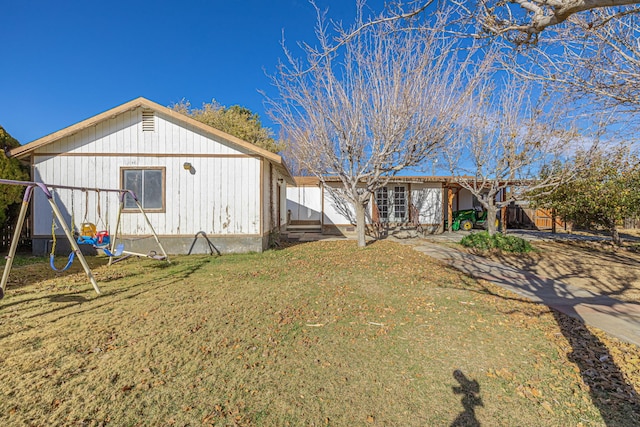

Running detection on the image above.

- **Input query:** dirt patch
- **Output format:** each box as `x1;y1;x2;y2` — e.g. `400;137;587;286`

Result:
481;238;640;304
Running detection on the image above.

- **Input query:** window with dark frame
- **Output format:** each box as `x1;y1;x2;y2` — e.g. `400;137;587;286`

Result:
122;168;165;211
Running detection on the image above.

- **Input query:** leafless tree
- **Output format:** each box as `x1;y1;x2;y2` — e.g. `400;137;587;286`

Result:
504;8;640;120
318;1;640;44
475;0;640;44
442;77;585;235
302;1;640;122
266;2;492;247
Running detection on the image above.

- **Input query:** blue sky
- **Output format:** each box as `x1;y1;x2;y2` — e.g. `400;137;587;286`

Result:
1;0;380;144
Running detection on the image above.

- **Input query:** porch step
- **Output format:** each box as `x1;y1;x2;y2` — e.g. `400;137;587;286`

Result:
286;223;322;233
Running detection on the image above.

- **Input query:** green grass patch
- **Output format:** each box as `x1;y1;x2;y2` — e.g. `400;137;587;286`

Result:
0;241;637;426
0;254;48;267
461;231;534;253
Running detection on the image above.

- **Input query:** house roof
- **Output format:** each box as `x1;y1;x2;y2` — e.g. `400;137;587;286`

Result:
293;175;471;186
10;97;294;184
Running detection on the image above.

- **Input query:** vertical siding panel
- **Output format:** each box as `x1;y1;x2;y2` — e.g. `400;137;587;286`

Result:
136;109;143;153
156;116;166;152
202;157;210;234
192;158;201;234
193;128;202;153
252;158;259;234
247;159;255;234
177;157;186;234
171;121;180;155
117;113;125;152
232;159;246;234
219;158;227;234
87;126;97;153
212;157;218;234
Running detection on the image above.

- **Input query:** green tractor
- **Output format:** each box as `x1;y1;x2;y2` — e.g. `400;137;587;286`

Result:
447;208;500;231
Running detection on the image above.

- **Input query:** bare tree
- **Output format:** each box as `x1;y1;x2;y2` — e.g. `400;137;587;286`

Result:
504;9;640;119
476;0;640;44
266;2;491;247
318;1;640;44
442;78;583;235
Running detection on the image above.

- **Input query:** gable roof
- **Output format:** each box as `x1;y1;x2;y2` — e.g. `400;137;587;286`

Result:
10;97;293;183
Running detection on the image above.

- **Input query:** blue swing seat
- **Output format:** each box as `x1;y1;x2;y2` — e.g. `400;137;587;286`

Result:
99;243;125;257
50;251;75;272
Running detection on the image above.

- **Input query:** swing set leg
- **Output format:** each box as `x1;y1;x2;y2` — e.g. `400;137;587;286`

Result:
0;188;32;299
48;197;101;295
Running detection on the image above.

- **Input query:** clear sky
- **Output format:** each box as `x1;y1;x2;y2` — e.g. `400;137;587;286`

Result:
1;0;379;144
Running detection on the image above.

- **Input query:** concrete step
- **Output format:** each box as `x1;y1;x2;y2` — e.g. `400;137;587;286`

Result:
286;224;322;233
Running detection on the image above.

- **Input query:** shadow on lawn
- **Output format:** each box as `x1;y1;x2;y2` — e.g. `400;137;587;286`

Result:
491;240;640;302
0;257;212;339
438;249;640;425
451;370;483;427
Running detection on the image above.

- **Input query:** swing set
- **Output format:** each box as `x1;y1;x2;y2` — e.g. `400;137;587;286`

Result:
0;178;169;300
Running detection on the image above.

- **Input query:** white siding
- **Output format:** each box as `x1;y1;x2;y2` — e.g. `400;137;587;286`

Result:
32;107;263;238
323;184;356;226
411;183;442;225
457;189;475;211
286;186;322;222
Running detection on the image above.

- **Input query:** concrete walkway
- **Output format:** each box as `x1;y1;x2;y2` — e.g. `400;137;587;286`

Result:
406;241;640;347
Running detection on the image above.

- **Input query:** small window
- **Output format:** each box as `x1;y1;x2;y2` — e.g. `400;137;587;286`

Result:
121;168;165;211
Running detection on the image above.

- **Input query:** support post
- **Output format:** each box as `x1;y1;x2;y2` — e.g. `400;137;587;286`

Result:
48;196;101;295
108;197;125;267
136;199;169;262
0;186;33;298
447;187;454;233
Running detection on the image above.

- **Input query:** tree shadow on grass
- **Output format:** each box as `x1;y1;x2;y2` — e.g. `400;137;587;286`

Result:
489;240;640;302
435;248;640;425
0;257;212;339
552;310;640;424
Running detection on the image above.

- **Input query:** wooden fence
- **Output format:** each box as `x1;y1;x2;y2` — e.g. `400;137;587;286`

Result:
508;206;640;231
0;216;31;251
506;206;568;231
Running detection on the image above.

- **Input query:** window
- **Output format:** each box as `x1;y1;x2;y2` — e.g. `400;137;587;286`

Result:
394;186;406;221
375;187;389;222
121;168;165;211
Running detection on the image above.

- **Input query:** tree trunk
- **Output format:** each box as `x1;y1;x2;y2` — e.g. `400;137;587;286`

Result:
611;224;622;246
486;203;498;235
355;200;367;248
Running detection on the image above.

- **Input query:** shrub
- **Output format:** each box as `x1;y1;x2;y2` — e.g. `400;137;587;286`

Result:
460;231;533;253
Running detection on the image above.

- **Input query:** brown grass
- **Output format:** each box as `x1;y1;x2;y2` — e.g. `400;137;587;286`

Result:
0;240;638;426
484;239;640;304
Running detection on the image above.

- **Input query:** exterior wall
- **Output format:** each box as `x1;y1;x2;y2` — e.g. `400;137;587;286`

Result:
287;185;322;222
316;181;445;235
322;183;357;228
456;189;475;211
36;234;264;257
411;183;443;225
260;162;288;237
30;107;268;254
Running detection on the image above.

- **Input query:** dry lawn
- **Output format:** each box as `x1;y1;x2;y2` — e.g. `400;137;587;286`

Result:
0;240;638;426
485;237;640;304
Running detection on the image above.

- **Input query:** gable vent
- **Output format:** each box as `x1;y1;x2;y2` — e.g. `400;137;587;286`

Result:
142;110;155;132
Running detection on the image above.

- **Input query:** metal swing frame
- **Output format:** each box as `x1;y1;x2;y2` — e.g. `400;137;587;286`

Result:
0;178;169;299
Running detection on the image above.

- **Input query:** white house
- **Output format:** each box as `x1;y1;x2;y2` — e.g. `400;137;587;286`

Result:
10;97;293;255
286;176;496;236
